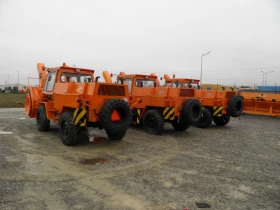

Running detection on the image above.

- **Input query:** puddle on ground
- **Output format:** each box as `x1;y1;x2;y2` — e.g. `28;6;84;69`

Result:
79;158;108;165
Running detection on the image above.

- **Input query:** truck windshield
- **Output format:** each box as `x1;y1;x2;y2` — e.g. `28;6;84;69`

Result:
135;79;156;87
165;82;182;87
184;83;199;89
60;72;92;83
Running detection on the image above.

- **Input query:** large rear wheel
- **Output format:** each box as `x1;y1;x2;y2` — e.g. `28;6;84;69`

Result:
227;95;243;117
171;118;190;131
213;114;230;126
196;108;212;128
143;109;164;135
181;98;202;125
99;99;132;140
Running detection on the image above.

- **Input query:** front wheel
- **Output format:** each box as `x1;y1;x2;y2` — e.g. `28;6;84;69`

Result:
196;108;212;128
171;118;190;131
213;114;230;126
143;109;164;135
59;111;79;146
36;106;50;132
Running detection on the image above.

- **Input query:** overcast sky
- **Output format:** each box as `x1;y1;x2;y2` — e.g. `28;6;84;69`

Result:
1;0;280;87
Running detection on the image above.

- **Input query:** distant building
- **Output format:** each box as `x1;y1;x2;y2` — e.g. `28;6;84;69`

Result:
257;86;280;93
1;84;27;93
202;84;236;91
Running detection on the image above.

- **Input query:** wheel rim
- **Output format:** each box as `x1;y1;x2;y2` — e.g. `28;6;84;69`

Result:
146;117;157;130
61;122;68;138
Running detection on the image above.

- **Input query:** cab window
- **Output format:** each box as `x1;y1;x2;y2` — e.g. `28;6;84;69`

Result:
172;82;182;88
118;78;132;93
135;79;155;87
60;72;92;83
44;72;57;92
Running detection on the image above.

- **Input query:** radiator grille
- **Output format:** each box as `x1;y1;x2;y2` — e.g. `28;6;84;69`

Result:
179;89;194;97
226;92;235;98
98;85;125;96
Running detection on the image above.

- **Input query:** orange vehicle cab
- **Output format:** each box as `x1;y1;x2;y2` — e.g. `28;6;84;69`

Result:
103;71;203;135
25;63;132;146
162;74;244;128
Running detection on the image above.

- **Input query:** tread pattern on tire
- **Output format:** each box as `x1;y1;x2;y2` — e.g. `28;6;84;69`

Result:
196;108;212;128
171;119;190;131
59;111;79;146
99;99;132;140
36;106;50;132
181;98;202;125
143;109;164;135
213;115;230;126
227;95;243;117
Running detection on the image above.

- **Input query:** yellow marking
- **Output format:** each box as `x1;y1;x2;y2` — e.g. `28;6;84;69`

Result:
136;109;141;124
80;118;86;126
73;109;79;119
164;108;175;120
74;109;87;125
169;114;175;120
163;107;169;116
213;106;223;116
217;113;222;117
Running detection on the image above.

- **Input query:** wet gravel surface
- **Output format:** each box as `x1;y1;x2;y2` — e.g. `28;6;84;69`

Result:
0;108;279;210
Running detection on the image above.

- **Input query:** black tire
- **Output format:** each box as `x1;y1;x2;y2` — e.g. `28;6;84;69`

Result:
213;114;230;126
171;118;190;131
196;108;212;128
59;111;79;146
36;106;50;131
181;98;202;125
99;99;132;140
143;109;164;135
227;95;243;117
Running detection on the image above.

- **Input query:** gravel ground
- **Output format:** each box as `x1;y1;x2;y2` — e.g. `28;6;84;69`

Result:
0;108;279;210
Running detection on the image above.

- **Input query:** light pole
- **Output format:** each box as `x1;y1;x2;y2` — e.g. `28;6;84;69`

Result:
6;75;9;89
15;69;19;92
261;71;273;86
200;51;211;89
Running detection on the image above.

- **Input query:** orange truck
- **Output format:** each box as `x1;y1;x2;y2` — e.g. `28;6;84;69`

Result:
162;74;243;128
25;63;132;146
102;71;202;134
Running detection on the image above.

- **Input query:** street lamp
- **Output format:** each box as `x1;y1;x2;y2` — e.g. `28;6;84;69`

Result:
261;71;273;86
15;69;19;92
200;51;211;89
6;75;9;89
